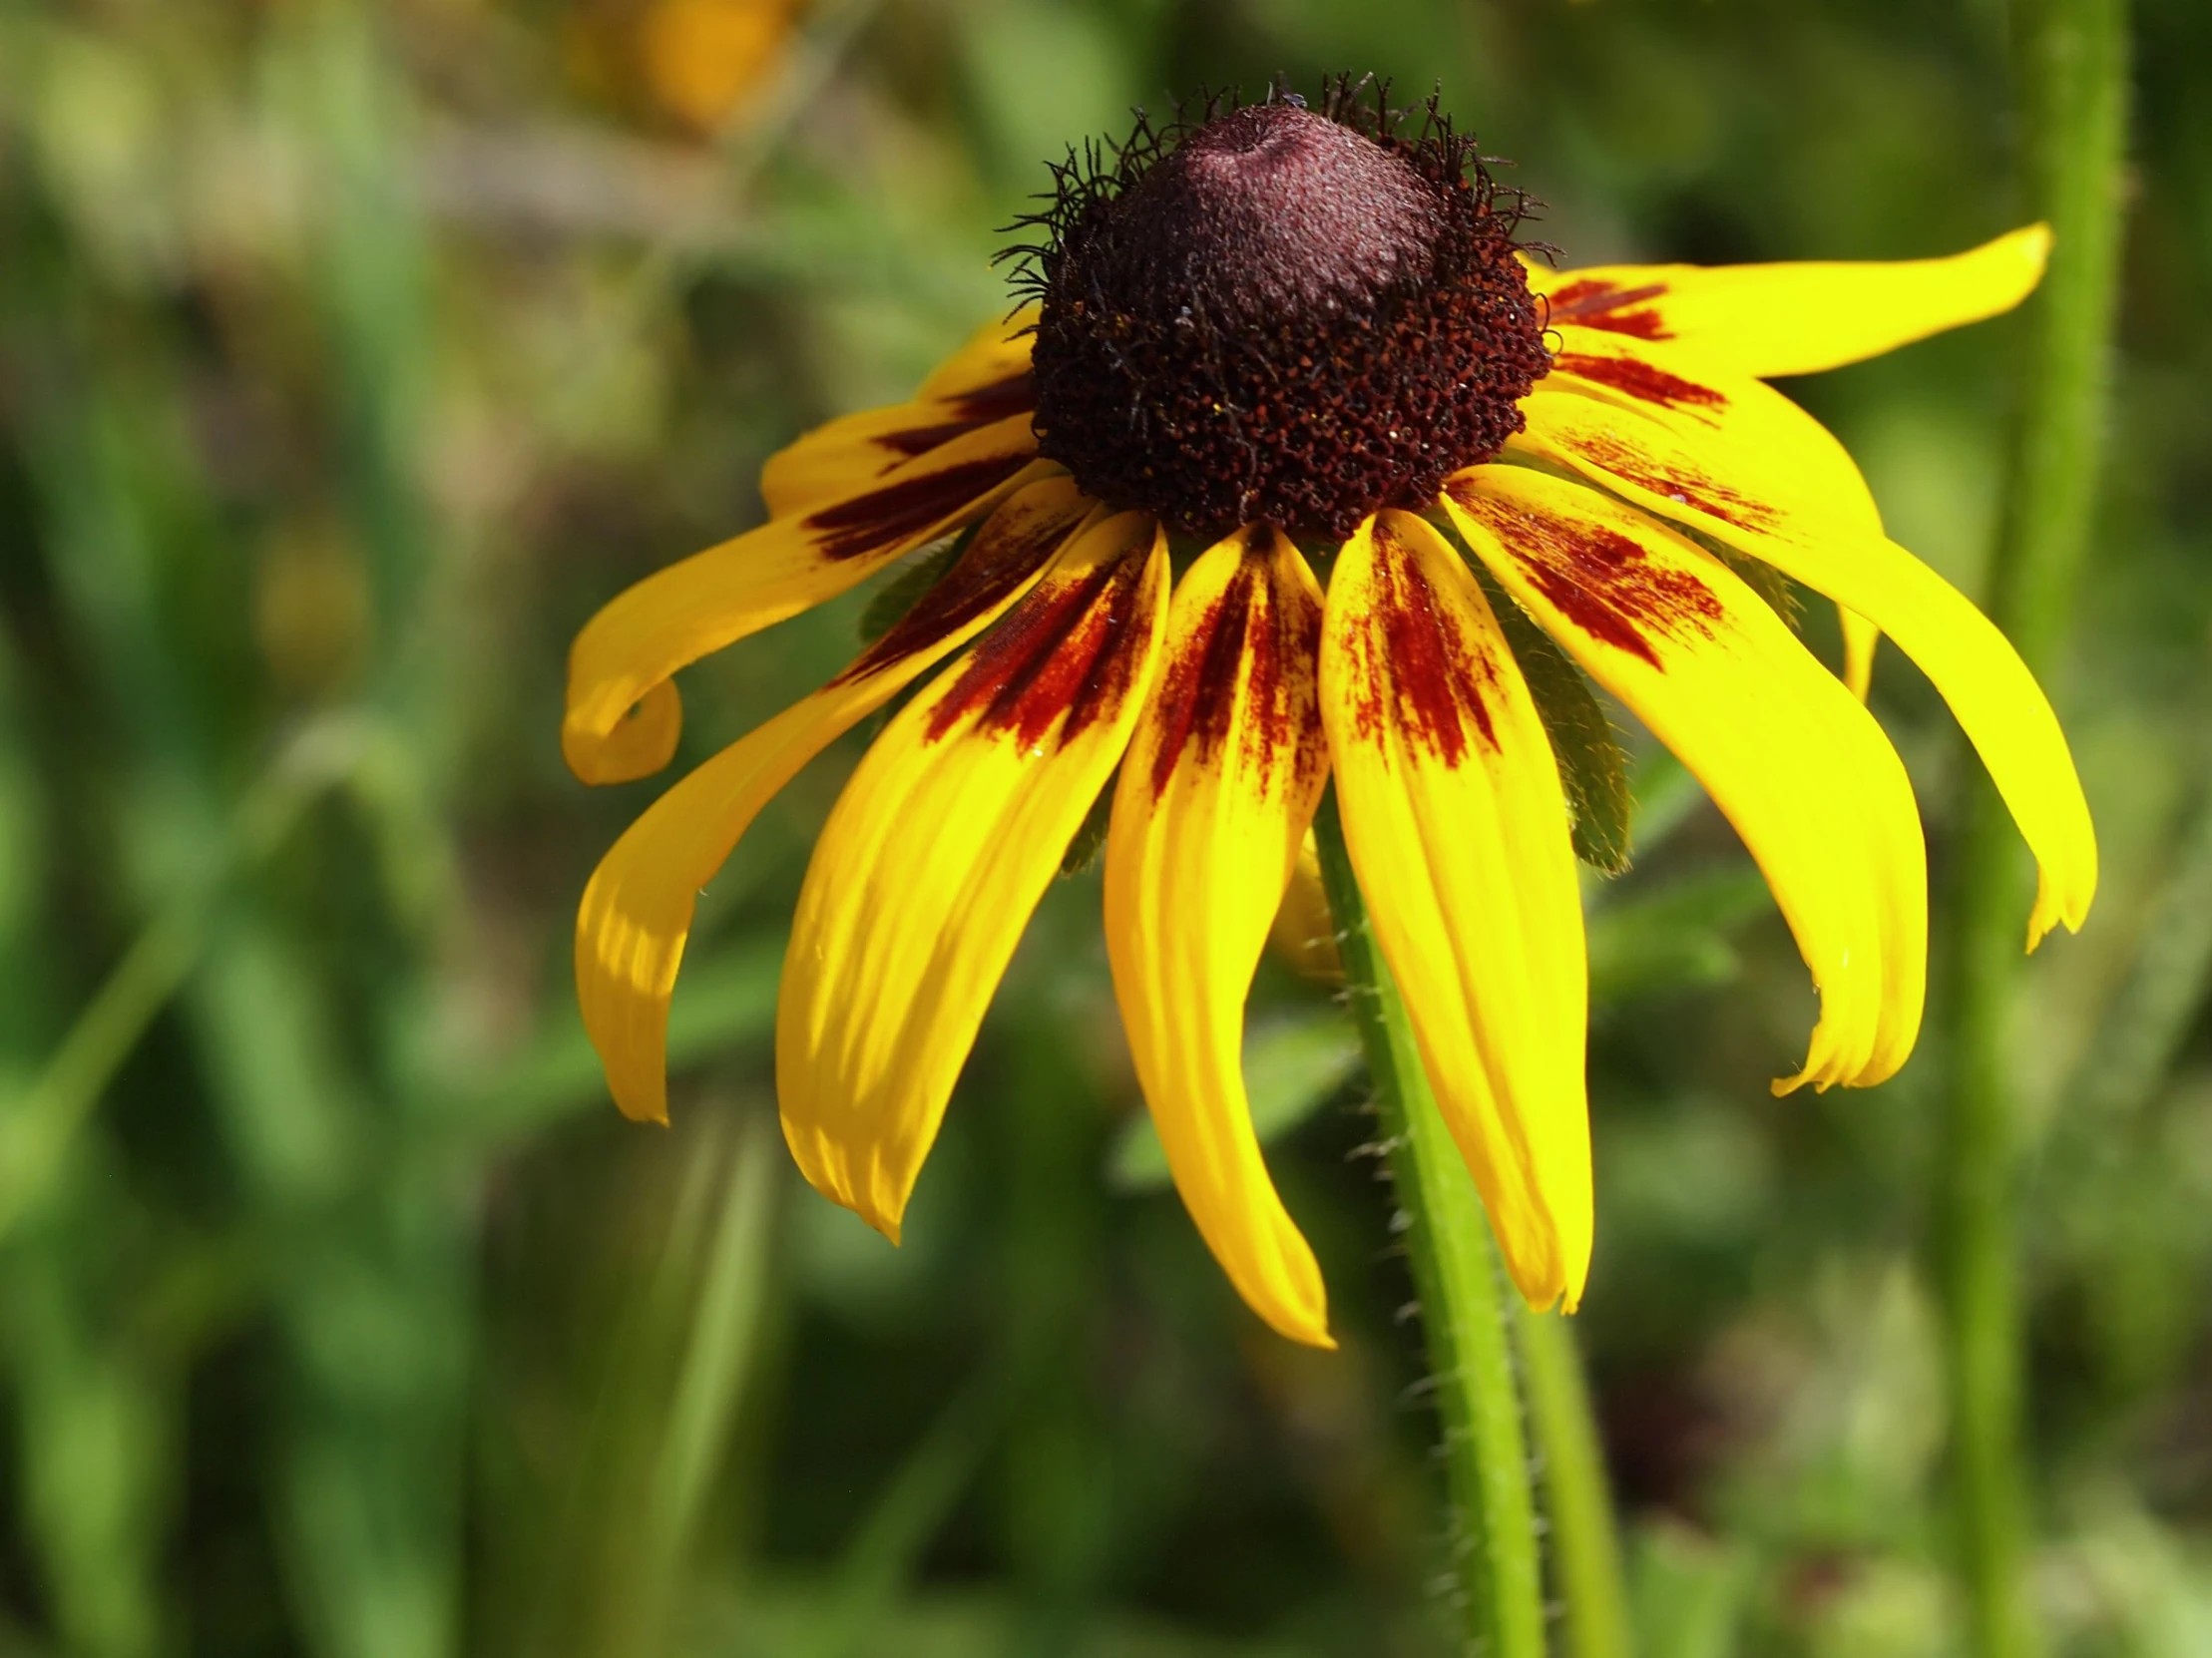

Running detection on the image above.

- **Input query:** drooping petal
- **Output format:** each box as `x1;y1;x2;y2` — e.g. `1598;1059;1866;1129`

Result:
1548;324;1894;697
1319;509;1591;1311
778;513;1169;1238
1445;467;1927;1089
1526;224;2050;377
565;416;1051;784
1546;326;1888;535
1104;527;1333;1347
1513;389;2094;947
575;477;1094;1123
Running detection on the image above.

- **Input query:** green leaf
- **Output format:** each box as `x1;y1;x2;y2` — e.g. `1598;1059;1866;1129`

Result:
1058;781;1114;878
1479;573;1634;875
1106;1015;1365;1192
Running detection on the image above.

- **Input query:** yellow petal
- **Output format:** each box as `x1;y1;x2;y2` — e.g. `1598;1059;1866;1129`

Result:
1268;837;1344;985
760;371;1037;520
1547;327;1894;696
565;415;1050;785
1841;606;1880;701
1514;389;2095;948
915;303;1040;401
1546;327;1888;534
575;477;1094;1123
1104;527;1334;1347
1319;509;1591;1311
1526;225;2050;377
1445;467;1927;1090
778;513;1169;1238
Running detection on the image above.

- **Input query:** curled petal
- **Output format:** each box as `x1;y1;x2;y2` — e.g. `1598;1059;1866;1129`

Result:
575;477;1093;1123
1105;527;1333;1346
778;514;1169;1238
1320;509;1590;1311
1527;225;2050;377
1446;467;1927;1090
1513;388;2094;948
565;416;1050;784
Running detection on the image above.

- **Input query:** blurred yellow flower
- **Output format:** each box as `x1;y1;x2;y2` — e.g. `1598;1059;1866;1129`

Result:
571;0;802;137
564;86;2093;1350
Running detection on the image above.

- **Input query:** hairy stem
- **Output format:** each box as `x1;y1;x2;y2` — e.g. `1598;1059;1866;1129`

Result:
1943;3;2128;1655
1312;790;1547;1658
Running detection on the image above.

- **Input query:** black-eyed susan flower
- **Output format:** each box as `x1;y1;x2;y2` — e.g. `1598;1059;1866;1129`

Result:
567;83;2094;1350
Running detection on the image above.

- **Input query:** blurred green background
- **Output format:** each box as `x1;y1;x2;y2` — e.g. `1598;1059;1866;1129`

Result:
0;0;2205;1653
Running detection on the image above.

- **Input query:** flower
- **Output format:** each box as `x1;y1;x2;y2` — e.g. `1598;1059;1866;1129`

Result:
570;0;804;139
566;85;2095;1348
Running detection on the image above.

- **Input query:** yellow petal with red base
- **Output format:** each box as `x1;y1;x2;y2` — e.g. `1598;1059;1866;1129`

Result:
565;416;1050;784
1104;527;1333;1347
1319;509;1590;1312
760;368;1038;519
1547;326;1894;696
1527;225;2049;378
1445;467;1927;1090
1513;389;2094;949
757;307;1039;520
778;514;1169;1239
574;478;1094;1123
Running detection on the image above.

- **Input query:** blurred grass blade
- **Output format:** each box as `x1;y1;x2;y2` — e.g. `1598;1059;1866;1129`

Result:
642;1107;782;1610
0;715;378;1242
800;1365;1010;1658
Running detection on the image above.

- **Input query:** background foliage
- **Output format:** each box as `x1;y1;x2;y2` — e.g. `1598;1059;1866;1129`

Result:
0;0;2205;1653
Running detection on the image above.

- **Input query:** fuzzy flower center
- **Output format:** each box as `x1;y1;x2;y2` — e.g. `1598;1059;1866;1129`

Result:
1024;93;1551;543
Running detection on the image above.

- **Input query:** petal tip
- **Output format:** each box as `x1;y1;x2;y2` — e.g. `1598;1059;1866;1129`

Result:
564;680;683;785
611;1081;670;1126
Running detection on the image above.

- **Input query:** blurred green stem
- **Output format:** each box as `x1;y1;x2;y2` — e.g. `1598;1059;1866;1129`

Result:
1943;3;2128;1656
1312;791;1546;1658
1518;1306;1631;1658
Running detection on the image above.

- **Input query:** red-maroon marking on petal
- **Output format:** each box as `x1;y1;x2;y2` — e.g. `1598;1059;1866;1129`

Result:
877;373;1041;461
948;369;1039;426
1555;352;1726;414
1544;278;1673;340
925;548;1154;749
1547;431;1784;535
804;451;1033;561
878;419;980;460
836;492;1089;685
1447;483;1725;668
1141;536;1319;802
1145;556;1255;799
1347;521;1499;764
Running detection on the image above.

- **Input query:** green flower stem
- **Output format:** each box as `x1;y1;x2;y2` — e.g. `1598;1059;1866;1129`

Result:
1517;1304;1631;1658
1944;3;2128;1656
1312;790;1547;1658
